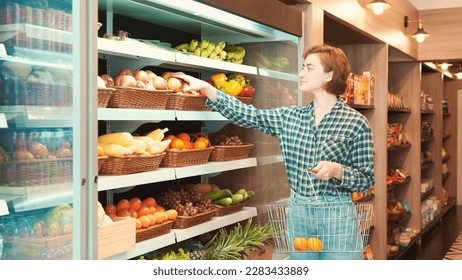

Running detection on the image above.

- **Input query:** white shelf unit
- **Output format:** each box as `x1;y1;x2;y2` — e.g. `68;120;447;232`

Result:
105;207;257;260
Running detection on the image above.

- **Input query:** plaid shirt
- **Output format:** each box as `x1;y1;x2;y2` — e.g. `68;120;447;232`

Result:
207;90;375;197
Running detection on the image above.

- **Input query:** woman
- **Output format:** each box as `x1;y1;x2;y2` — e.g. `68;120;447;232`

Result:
172;44;375;260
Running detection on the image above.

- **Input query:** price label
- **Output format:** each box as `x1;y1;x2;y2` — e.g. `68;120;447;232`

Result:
0;199;9;216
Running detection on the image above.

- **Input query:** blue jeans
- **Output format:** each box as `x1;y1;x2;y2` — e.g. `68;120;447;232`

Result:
287;192;363;260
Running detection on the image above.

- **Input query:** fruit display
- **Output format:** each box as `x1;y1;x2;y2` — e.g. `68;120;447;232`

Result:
157;184;214;217
104;196;177;230
174;40;246;64
387;200;406;221
98;128;170;157
209;72;255;97
387;167;410;187
204;187;255;206
163;132;210;151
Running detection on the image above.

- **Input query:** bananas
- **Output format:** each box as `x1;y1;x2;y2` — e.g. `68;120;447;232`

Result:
173;39;246;64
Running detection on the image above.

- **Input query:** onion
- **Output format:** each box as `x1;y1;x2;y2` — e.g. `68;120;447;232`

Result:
118;69;133;76
100;74;114;86
167;77;182;92
145;79;156;90
133;70;149;83
97;76;106;88
161;71;171;80
153;76;168;90
135;80;146;88
114;75;123;86
145;70;157;80
119;75;137;87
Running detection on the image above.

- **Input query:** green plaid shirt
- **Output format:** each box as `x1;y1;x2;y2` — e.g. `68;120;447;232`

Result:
207;90;375;197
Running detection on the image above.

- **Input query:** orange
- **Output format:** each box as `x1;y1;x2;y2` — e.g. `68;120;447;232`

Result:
104;204;117;216
176;133;191;142
138;215;151;229
135;219;142;230
193;140;207;150
164;135;176;141
116;210;131;217
128;208;138;219
307;237;323;252
137;205;150;218
170;138;185;149
293;237;308;252
146;213;156;226
195;136;209;147
182;140;193;150
142;197;157;207
155;205;165;212
129;197;142;211
116;199;130;212
148;206;157;214
165;209;178;220
153;212;165;224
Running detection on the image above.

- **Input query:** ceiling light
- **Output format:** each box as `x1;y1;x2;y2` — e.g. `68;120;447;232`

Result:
456;65;462;79
366;0;391;15
438;63;453;71
404;16;430;43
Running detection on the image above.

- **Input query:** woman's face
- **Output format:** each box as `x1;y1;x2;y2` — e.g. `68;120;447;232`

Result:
298;53;332;94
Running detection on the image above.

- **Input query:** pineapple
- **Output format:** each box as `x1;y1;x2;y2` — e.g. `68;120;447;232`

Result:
189;250;207;260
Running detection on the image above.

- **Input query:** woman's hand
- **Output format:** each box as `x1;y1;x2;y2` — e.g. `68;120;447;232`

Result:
311;161;343;181
170;72;218;102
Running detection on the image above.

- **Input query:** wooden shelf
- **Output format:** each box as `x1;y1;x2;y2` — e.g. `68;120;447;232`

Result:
390;234;421;260
442;172;450;183
347;103;375;110
353;194;375;202
421;213;442;236
442;198;456;217
443;113;450;117
388;108;411;114
421;110;435;115
421;161;434;171
387;143;411;152
443;134;451;141
388;211;412;230
421;136;435;143
442;155;450;163
387;177;411;192
421;186;435;201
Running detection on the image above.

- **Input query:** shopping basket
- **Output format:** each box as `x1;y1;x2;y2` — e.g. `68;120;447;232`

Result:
266;170;373;254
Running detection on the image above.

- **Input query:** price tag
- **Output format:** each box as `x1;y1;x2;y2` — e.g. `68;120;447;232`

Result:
0;199;9;216
0;113;7;128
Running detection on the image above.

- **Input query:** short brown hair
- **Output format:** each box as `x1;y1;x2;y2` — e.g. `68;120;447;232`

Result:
303;44;351;96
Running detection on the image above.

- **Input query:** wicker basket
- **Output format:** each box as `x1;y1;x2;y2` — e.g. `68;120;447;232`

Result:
136;220;175;243
160;147;214;167
214;202;245;216
236;96;253;104
98;88;115;108
5;158;72;186
209;143;254;161
172;208;217;229
3;234;72;260
99;153;165;175
108;86;171;109
98;156;108;173
166;94;211;111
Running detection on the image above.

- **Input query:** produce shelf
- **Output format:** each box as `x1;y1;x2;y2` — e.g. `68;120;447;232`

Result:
443;134;451;141
257;68;299;82
347;103;375;110
0;105;73;128
105;207;257;259
421;186;435;201
388;108;411;114
175;158;257;179
98;108;176;121
257;155;284;166
175;110;227;121
442;155;450;163
98;158;257;191
387;176;411;192
98;168;176;191
174;206;257;242
0;187;73;213
390;233;420;260
0;23;72;44
175;52;258;75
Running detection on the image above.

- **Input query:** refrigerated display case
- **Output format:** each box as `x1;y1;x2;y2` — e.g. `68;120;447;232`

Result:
0;0;97;259
1;0;300;259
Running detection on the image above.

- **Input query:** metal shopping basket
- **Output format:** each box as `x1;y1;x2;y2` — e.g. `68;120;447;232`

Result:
266;169;374;254
266;201;373;254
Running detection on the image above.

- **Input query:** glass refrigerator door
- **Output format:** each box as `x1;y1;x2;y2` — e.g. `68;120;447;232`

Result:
0;0;95;259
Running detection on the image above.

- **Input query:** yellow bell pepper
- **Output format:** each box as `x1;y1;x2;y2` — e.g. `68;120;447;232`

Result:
224;79;243;96
210;73;228;88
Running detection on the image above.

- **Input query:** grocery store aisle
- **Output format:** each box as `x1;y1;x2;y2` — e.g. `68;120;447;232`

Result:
402;205;462;260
